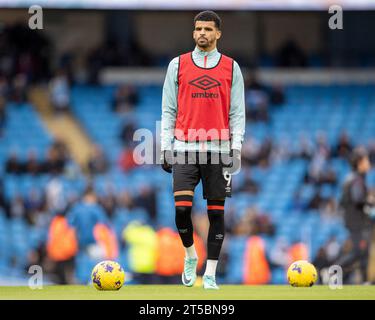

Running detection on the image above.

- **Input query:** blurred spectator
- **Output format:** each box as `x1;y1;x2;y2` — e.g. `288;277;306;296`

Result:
293;135;314;161
241;137;260;166
291;189;305;211
273;137;291;162
314;237;346;284
112;85;139;113
24;149;40;175
64;157;81;180
5;151;22;174
4;143;70;176
320;197;337;218
270;237;290;268
122;221;158;284
313;247;330;273
24;188;46;225
133;186;157;223
306;146;337;186
118;147;139;172
53;139;70;162
42;146;66;175
256;213;276;236
269;83;286;106
242;137;274;168
10;195;26;218
45;212;78;284
0;75;10;98
0;96;6;137
49;69;71;114
325;236;341;262
99;192;117;220
307;188;324;210
243;235;271;285
316;132;331;157
88;145;109;175
276;39;307;67
0;180;9;218
1;23;51;81
257;137;274;167
232;207;256;236
66;185;109;255
288;240;309;264
45;177;66;214
232;207;275;236
336;147;373;284
245;75;269;122
236;169;259;194
118;190;135;210
368;140;375;165
333;132;353;159
119;120;137;147
9;73;28;104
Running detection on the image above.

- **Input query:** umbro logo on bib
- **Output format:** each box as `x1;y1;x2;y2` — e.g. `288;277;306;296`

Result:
189;75;221;91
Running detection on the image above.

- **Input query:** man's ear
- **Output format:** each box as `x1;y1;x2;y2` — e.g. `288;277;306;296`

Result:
216;30;222;40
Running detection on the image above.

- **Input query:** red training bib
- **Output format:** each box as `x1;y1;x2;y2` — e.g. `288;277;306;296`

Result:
174;52;233;142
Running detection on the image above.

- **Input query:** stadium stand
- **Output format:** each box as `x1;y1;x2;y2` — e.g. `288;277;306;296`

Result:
1;81;375;284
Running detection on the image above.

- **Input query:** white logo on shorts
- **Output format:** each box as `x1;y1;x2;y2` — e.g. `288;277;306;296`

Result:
223;171;231;186
223;171;232;193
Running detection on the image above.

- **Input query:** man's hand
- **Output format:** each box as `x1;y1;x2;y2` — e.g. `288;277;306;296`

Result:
222;149;241;176
364;205;375;219
364;193;375;219
161;150;173;173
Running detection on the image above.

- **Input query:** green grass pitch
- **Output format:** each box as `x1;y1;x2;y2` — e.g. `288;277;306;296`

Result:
0;285;374;300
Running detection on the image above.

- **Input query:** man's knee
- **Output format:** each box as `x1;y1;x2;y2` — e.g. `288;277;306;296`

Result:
174;190;194;209
176;205;191;216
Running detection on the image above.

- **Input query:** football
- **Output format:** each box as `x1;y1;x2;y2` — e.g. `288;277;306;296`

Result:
91;260;125;291
287;260;318;287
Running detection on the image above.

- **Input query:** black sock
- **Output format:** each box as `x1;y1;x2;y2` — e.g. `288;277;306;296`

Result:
175;195;194;248
207;200;225;260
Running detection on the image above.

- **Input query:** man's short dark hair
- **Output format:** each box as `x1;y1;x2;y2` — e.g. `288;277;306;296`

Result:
83;183;95;197
194;10;221;30
349;146;368;170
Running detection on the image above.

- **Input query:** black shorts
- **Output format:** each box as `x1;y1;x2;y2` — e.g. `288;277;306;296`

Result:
172;152;232;199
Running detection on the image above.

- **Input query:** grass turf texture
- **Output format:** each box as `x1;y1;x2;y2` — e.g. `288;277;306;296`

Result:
0;285;374;300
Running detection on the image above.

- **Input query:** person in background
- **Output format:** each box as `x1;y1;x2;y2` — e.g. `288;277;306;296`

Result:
9;73;28;104
367;139;375;165
118;147;139;172
276;39;307;68
333;131;353;160
46;211;78;284
42;146;66;175
269;83;285;106
49;69;71;115
88;145;109;175
112;84;139;113
133;185;157;224
119;120;137;147
0;96;6;137
9;195;26;219
5;151;22;174
23;149;40;175
66;185;109;257
245;75;269;122
336;147;375;284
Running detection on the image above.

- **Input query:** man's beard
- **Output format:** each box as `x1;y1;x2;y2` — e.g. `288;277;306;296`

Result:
196;37;210;48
